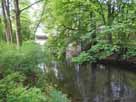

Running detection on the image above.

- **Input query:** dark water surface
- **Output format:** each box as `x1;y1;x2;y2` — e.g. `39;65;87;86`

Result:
49;62;136;102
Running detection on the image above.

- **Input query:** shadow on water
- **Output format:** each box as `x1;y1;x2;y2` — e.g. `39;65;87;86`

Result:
47;62;136;102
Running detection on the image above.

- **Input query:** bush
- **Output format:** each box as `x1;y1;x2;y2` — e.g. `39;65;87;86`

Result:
0;72;70;102
0;42;42;73
72;43;119;64
48;89;70;102
0;42;71;102
0;73;46;102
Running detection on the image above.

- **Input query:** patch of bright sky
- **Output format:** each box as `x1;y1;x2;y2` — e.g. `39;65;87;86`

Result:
29;0;47;45
29;0;45;36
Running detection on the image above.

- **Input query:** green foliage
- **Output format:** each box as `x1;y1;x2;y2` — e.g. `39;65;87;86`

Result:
7;87;47;102
72;51;91;64
0;72;70;102
0;42;42;73
0;72;46;102
48;89;70;102
44;35;68;61
21;17;33;41
0;0;136;101
44;0;136;64
0;18;4;41
88;43;119;60
73;43;120;64
124;47;136;59
0;42;70;102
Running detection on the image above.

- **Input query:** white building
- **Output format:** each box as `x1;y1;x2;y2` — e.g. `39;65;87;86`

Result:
35;27;48;45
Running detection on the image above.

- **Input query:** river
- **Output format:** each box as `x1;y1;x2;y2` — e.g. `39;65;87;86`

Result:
47;62;136;102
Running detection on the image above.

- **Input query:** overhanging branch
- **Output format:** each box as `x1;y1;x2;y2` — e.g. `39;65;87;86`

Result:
20;0;43;13
34;2;46;34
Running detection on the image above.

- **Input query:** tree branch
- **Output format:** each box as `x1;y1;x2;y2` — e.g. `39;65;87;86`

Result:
20;0;43;13
62;24;78;31
34;2;46;34
97;0;106;25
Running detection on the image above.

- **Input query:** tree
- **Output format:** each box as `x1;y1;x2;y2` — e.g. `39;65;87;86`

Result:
44;0;136;63
14;0;21;47
1;0;43;47
1;0;13;43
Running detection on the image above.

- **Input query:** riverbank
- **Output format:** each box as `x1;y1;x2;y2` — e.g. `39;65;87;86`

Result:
98;56;136;69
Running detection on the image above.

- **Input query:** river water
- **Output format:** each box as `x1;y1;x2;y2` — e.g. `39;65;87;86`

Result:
47;62;136;102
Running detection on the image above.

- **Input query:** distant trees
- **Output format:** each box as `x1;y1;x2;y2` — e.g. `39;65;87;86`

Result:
0;0;43;47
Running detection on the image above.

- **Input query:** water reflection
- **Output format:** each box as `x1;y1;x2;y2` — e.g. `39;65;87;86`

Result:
47;62;136;102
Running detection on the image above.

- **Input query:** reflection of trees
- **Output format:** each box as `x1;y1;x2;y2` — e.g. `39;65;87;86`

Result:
126;72;136;90
98;66;136;102
89;63;97;102
107;65;112;102
56;61;80;98
46;62;136;102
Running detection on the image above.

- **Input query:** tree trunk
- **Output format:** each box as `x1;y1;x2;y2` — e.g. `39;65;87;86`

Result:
107;0;113;44
6;0;13;43
1;0;9;43
14;0;22;47
1;0;13;43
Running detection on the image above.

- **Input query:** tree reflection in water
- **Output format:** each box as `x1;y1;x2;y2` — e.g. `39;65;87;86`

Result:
47;62;136;102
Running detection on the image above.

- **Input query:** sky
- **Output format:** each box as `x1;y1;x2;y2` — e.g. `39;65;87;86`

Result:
29;0;47;45
29;0;45;36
